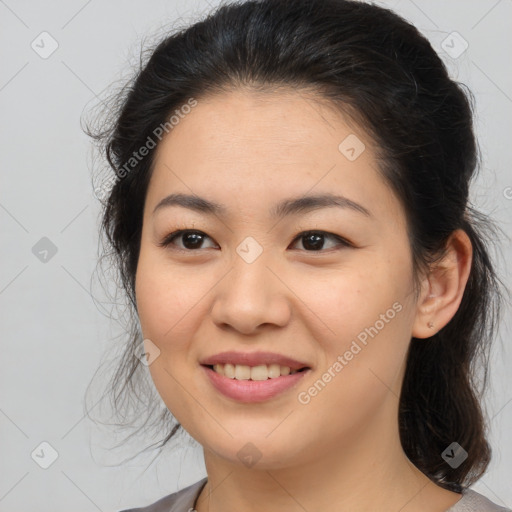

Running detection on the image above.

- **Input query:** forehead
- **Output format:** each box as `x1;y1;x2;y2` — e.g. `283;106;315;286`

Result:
146;88;403;226
153;87;366;169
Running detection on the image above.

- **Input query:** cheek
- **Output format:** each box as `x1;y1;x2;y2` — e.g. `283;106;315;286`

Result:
294;273;411;442
304;258;410;338
135;257;208;434
298;253;414;392
135;250;203;343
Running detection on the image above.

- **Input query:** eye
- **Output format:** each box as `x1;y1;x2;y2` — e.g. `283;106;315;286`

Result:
289;230;352;251
158;229;351;252
158;230;218;251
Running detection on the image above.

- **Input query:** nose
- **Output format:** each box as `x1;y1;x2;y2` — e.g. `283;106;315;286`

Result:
210;252;292;335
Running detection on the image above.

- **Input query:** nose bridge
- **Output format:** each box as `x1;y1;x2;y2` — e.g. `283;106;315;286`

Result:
228;236;276;302
210;236;290;332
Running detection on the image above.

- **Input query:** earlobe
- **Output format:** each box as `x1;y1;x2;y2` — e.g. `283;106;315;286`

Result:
412;230;472;339
412;280;439;339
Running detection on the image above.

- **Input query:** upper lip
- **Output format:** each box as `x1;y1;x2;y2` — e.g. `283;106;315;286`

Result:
200;351;311;371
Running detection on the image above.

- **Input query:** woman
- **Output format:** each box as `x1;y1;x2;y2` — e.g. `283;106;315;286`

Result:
88;0;510;510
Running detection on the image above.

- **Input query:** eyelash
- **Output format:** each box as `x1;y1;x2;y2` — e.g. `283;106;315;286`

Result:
157;229;353;253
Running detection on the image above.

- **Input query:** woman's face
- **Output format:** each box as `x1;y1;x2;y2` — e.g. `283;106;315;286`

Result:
135;88;421;469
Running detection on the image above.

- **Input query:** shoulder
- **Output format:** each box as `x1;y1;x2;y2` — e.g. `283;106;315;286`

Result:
119;477;208;512
447;488;511;512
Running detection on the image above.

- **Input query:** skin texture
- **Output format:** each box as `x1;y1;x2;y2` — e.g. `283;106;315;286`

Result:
135;88;472;512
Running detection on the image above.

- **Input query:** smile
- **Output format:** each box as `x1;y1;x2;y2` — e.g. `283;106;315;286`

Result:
208;363;306;380
201;364;311;403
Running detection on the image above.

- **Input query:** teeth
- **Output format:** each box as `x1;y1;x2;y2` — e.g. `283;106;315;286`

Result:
235;364;251;380
211;363;300;380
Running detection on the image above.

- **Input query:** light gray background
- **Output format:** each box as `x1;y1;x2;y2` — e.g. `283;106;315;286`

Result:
1;0;511;510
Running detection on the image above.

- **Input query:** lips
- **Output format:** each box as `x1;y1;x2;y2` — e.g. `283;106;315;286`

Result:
201;364;311;402
199;351;311;371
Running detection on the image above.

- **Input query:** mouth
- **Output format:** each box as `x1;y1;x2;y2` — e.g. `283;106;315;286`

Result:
199;351;312;402
201;363;310;381
201;363;312;403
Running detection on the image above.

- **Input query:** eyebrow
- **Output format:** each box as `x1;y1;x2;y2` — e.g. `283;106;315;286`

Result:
152;192;371;218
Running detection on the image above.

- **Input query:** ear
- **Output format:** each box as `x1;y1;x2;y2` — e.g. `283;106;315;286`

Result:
412;229;472;339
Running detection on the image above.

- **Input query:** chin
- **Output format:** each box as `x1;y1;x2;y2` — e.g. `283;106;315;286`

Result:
202;433;308;471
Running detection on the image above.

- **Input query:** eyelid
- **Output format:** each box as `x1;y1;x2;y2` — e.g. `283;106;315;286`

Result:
158;229;353;252
157;229;219;250
292;230;353;250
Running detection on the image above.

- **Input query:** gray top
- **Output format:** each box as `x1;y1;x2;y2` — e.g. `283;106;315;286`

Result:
120;477;511;512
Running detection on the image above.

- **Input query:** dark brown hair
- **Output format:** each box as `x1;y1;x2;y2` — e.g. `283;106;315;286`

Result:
86;0;506;491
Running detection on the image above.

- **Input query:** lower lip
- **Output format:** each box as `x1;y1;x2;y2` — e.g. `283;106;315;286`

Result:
201;365;310;403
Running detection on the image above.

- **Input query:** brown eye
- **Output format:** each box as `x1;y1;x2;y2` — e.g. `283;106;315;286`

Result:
158;229;351;253
290;231;351;251
159;230;217;251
